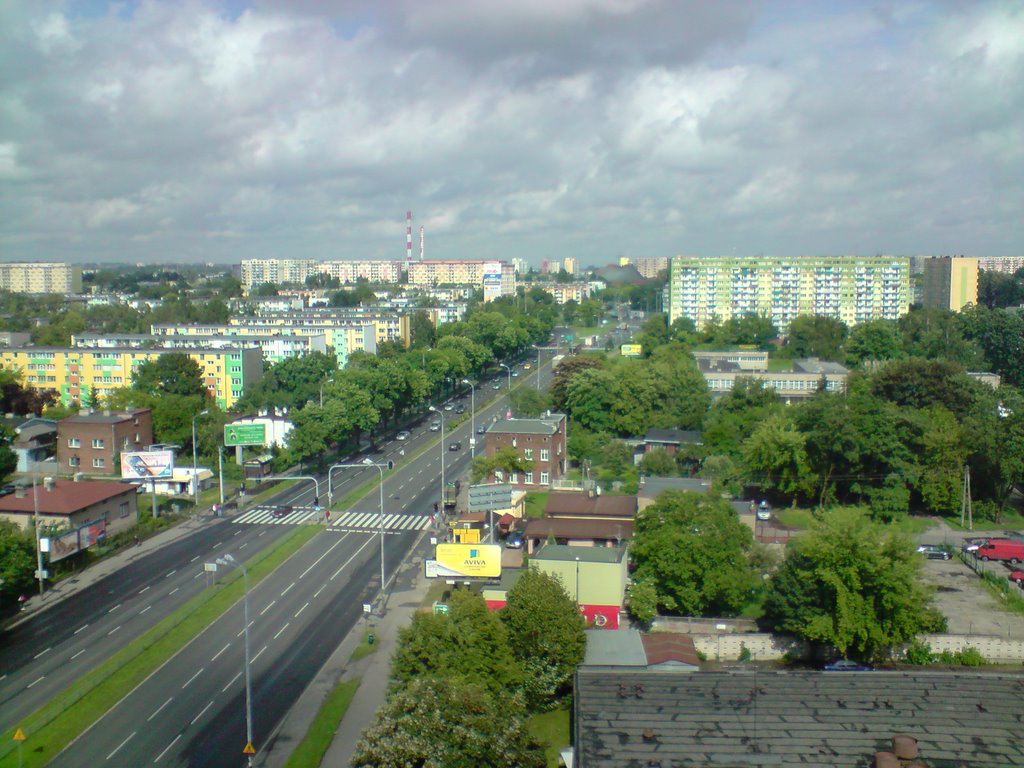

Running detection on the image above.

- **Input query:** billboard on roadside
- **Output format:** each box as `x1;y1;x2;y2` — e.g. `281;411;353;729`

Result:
432;543;502;579
48;519;107;562
224;423;266;447
120;451;174;480
620;344;643;357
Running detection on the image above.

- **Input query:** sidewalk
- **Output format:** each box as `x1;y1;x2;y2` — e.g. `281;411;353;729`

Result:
4;508;227;631
258;529;437;768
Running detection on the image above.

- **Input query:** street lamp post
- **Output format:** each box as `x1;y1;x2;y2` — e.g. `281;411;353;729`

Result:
217;554;253;766
32;476;44;597
461;379;476;456
328;461;390;594
191;409;209;509
319;375;334;408
428;406;446;515
499;363;512;391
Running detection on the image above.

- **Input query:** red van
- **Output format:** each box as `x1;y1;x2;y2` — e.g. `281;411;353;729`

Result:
976;539;1024;563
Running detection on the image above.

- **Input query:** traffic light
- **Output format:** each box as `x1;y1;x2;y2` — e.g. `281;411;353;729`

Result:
313;496;320;507
387;460;394;470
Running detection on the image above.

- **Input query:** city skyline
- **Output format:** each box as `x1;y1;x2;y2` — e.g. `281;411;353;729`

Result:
1;1;1022;265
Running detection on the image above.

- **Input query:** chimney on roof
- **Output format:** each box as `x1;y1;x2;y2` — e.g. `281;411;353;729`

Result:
43;477;55;491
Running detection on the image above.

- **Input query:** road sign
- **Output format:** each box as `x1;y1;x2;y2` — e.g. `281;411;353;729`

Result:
204;562;218;572
13;728;26;741
467;483;513;512
224;423;266;447
34;569;48;580
243;742;256;755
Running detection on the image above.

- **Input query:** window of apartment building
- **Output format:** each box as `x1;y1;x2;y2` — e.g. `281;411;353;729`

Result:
230;366;241;373
524;472;534;484
92;457;105;468
540;471;549;485
92;438;104;449
509;472;518;484
523;448;533;460
122;437;131;450
494;470;504;482
540;448;550;461
119;502;129;518
67;437;80;448
69;456;80;467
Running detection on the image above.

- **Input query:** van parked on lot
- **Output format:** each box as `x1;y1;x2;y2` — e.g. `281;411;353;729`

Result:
975;539;1024;564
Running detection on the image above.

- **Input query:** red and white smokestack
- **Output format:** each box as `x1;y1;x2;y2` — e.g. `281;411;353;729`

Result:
419;226;424;260
406;211;412;261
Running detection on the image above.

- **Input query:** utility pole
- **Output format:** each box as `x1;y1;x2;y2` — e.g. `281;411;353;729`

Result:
960;465;973;531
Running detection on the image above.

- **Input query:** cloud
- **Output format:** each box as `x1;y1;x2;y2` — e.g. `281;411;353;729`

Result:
0;0;1020;264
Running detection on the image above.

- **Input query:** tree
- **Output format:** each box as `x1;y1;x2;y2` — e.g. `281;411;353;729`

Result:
762;508;945;659
131;353;206;398
409;309;437;349
0;369;56;414
389;589;521;698
958;304;1024;388
870;358;979;417
702;379;782;460
0;521;36;603
471;447;535;484
626;576;659;626
786;315;848;361
897;307;984;367
352;677;545;768
630;491;757;616
845;319;902;367
563;368;618;434
742;413;813;499
500;569;586;710
549;355;604;411
510;387;548;418
639;448;676;476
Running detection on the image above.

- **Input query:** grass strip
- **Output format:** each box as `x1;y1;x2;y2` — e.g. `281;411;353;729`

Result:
526;706;571;768
0;524;319;768
349;629;380;663
282;678;361;768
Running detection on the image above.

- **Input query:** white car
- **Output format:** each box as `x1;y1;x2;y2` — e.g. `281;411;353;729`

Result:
756;501;771;521
396;431;410;441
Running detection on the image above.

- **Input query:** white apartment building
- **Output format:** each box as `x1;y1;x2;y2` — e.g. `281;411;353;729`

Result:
407;260;516;301
240;259;402;289
0;262;82;294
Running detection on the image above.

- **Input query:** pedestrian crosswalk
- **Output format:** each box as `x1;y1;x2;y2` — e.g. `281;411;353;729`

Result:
231;505;431;533
232;506;322;526
327;511;431;533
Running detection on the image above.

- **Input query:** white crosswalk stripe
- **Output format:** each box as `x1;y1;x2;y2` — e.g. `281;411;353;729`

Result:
232;506;321;526
327;511;431;533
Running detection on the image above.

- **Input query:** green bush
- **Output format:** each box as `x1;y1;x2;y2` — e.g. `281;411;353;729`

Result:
903;640;934;665
737;643;752;662
936;646;987;666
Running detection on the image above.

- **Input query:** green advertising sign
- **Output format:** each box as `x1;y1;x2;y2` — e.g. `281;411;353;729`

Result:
224;423;267;446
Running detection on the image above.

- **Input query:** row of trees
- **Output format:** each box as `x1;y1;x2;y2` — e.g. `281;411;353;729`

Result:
353;571;585;767
626;492;945;659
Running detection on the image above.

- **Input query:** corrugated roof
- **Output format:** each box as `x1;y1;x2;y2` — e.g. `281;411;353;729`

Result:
531;543;626;563
640;634;701;667
0;479;137;516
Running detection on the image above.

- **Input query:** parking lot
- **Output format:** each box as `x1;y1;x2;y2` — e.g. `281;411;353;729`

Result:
921;556;1024;638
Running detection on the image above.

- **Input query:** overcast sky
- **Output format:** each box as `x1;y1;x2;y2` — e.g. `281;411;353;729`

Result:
1;1;1021;267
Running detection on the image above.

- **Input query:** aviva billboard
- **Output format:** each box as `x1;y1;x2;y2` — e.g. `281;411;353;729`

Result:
432;543;502;579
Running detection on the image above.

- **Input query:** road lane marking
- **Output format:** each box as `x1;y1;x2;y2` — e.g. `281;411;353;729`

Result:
298;538;345;579
34;647;51;659
222;672;242;692
27;676;45;688
191;700;214;725
212;542;222;548
294;602;309;618
234;529;242;535
74;624;89;634
140;605;152;614
313;585;326;598
165;570;176;578
239;543;248;549
260;600;276;616
106;730;136;760
211;643;230;662
148;697;173;721
182;667;204;689
193;572;202;579
252;645;267;663
190;556;199;563
281;581;296;597
108;603;121;613
139;586;151;594
71;649;86;660
107;626;121;636
258;530;266;536
236;620;254;638
330;537;375;581
154;734;181;763
169;587;180;595
273;622;290;640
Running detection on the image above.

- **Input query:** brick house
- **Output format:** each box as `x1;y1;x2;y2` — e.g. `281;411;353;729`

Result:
56;408;154;476
0;477;139;538
483;413;566;488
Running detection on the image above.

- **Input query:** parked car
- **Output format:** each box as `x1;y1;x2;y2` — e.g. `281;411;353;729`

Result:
1008;569;1024;587
429;421;441;432
454;404;465;414
976;538;1024;563
449;441;462;451
505;530;524;549
756;501;771;521
823;659;874;672
272;505;292;519
961;537;992;553
477;425;486;434
916;544;952;560
396;430;410;441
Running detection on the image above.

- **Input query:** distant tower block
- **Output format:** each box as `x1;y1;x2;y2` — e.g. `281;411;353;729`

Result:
420;226;425;260
406;211;413;262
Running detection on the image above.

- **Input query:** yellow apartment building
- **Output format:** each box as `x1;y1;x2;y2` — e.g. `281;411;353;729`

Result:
0;262;83;294
0;346;263;410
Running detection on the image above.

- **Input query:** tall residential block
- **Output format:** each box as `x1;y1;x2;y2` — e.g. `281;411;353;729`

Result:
407;260;516;301
668;256;911;331
0;346;263;409
619;256;669;279
0;262;82;294
921;256;978;312
240;259;402;288
977;256;1024;274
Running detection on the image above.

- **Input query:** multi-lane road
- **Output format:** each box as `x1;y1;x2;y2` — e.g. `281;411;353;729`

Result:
1;355;557;767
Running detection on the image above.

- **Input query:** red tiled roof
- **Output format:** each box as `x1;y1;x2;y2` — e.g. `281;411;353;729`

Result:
641;634;701;667
0;479;137;516
544;491;636;518
523;516;633;541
